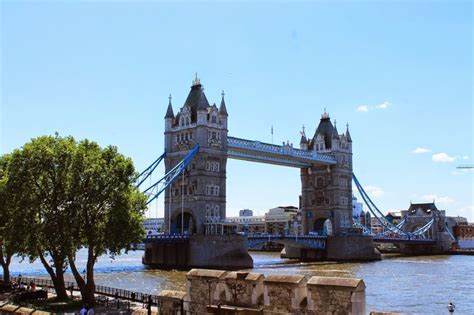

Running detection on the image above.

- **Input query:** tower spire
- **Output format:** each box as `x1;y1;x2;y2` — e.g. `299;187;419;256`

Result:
219;90;228;116
345;122;352;142
165;93;174;119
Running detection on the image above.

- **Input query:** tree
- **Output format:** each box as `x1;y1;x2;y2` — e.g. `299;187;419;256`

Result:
1;154;31;284
6;134;146;303
0;154;16;283
66;139;146;305
7;135;77;299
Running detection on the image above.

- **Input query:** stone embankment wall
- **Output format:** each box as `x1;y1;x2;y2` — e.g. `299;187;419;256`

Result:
158;269;366;314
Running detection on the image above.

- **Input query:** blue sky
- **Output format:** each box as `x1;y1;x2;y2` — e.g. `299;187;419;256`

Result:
1;1;472;221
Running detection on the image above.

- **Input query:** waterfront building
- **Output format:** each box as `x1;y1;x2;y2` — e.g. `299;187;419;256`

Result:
352;195;363;220
370;217;383;234
144;217;164;235
360;210;372;229
224;212;266;235
453;222;474;249
385;212;402;225
265;206;298;234
239;209;254;217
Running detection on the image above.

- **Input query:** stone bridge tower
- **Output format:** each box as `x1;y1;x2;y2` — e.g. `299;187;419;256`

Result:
300;111;353;236
164;77;228;235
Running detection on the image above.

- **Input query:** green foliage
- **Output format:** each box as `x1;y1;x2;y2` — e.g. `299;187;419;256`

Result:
4;134;146;299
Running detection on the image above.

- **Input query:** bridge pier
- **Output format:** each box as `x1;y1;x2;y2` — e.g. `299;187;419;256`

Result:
281;236;381;262
399;232;453;255
143;235;253;270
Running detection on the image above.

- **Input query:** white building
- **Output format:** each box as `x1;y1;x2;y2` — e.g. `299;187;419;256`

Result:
352;195;363;219
144;218;165;236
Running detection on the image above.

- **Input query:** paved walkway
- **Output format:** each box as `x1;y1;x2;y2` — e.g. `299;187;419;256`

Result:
0;287;159;314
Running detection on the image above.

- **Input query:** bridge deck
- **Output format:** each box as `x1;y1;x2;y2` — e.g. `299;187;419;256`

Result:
227;136;336;167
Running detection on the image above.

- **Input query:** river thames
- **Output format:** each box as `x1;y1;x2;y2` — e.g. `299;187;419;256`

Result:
6;250;473;314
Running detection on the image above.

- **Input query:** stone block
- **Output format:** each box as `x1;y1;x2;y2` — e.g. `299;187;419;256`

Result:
307;276;365;314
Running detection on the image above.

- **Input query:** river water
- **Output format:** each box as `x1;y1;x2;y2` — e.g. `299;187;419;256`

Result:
4;250;473;314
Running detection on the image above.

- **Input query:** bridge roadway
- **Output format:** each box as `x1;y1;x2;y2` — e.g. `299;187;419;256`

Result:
144;234;436;249
226;136;336;168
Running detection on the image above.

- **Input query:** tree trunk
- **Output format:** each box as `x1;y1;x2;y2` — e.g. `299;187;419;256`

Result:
38;251;68;300
0;253;11;283
69;248;96;306
1;264;10;284
53;267;68;300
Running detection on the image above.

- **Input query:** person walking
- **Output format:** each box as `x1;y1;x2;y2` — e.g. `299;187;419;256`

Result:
87;307;95;315
79;305;87;315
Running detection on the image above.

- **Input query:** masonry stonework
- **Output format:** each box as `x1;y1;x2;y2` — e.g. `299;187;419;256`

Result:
163;269;367;314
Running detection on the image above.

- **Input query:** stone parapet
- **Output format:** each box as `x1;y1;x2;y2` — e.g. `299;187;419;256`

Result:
160;269;367;314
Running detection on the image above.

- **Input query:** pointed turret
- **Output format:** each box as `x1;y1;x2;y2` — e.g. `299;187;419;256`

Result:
312;109;337;149
300;125;307;143
165;94;174;119
345;123;352;142
219;90;228;116
184;74;210;112
332;120;340;139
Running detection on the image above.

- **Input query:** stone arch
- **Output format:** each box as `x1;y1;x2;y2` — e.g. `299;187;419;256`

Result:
173;210;197;235
313;218;333;236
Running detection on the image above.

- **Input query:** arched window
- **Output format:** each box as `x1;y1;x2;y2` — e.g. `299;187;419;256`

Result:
316;177;324;188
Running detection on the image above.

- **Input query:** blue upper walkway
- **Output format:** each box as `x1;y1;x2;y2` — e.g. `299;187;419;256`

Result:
227;136;336;168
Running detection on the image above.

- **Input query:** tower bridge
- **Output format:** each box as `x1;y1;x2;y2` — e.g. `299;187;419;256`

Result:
141;77;454;269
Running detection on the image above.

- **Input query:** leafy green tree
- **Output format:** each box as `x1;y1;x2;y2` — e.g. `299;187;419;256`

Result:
6;135;146;304
7;135;77;299
66;140;146;305
0;154;20;283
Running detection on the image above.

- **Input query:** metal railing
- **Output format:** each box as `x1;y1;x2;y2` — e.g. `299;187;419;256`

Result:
10;276;161;305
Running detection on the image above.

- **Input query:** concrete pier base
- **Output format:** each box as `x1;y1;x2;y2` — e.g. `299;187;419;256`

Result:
143;235;253;270
327;235;381;261
281;246;327;261
282;236;381;262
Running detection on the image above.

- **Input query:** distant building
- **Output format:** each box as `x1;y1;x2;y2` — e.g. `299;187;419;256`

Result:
223;206;300;235
370;217;383;234
453;223;474;249
265;206;298;235
352;196;363;219
239;209;254;217
360;211;371;229
224;214;265;235
385;212;402;225
144;218;165;235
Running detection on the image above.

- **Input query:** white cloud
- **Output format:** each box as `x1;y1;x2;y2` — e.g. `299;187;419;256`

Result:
365;186;384;198
412;147;431;154
356;101;391;112
357;105;369;112
432;152;456;163
420;194;454;206
462;155;469;160
375;101;390;109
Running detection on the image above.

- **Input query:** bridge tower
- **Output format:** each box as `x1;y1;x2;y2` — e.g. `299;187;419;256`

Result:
164;77;228;235
300;111;353;236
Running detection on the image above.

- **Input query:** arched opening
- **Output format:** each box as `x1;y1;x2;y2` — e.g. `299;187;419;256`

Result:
175;212;196;235
313;218;333;236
